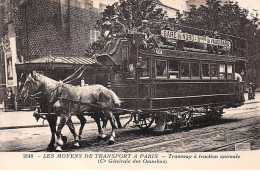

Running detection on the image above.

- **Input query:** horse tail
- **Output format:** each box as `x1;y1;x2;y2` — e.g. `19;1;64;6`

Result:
109;90;121;107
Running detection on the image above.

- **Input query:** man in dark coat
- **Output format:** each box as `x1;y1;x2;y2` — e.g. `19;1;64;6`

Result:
135;20;154;49
135;20;152;38
111;15;126;37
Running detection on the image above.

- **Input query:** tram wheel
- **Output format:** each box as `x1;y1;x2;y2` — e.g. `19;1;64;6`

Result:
134;113;155;130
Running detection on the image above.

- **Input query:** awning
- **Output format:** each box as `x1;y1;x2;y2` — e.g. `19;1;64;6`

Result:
16;55;100;70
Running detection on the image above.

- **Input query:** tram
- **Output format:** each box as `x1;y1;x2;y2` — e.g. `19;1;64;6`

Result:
93;23;247;132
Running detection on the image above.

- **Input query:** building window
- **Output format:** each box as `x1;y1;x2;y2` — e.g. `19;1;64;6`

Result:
211;63;218;79
169;60;179;79
180;62;190;78
191;62;200;78
227;64;233;79
219;64;226;79
90;30;100;44
202;63;210;78
156;60;167;78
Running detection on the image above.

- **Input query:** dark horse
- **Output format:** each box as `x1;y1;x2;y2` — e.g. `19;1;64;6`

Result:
17;72;121;151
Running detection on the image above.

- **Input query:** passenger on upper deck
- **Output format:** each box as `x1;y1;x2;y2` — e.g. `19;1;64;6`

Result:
135;20;152;38
134;20;155;49
102;17;112;40
111;15;126;38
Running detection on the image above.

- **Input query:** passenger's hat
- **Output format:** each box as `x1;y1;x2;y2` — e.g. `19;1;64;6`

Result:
142;20;149;24
111;15;119;20
103;21;111;25
103;17;111;25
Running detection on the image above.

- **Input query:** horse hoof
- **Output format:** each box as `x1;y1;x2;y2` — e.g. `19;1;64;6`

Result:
74;142;80;147
96;136;102;140
61;136;68;144
46;144;55;151
108;140;115;145
55;146;63;152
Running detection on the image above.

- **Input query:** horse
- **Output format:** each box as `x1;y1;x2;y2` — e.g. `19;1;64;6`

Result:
17;72;121;151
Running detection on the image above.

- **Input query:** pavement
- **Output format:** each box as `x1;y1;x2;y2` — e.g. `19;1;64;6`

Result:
0;111;83;130
0;92;259;130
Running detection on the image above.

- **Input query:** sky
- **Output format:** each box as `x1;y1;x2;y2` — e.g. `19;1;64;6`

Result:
93;0;260;15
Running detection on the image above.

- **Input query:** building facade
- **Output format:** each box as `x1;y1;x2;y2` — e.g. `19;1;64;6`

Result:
153;0;180;18
0;0;102;110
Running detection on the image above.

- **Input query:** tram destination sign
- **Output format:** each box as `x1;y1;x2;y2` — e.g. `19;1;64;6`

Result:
161;30;231;48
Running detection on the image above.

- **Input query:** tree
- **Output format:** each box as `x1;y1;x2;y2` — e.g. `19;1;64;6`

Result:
85;0;167;57
100;0;166;30
177;0;260;84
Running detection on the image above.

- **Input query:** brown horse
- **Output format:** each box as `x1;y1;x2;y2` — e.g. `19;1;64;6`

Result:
17;72;120;151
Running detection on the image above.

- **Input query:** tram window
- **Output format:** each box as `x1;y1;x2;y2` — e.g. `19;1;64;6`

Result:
219;64;226;79
125;64;135;79
202;63;210;78
139;59;150;78
156;60;167;78
211;63;218;78
227;64;233;79
169;60;179;79
191;63;200;78
180;62;190;78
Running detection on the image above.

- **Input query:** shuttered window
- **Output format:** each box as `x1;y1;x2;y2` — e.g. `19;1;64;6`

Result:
211;63;218;79
180;62;190;78
90;30;101;44
191;62;200;78
202;63;210;78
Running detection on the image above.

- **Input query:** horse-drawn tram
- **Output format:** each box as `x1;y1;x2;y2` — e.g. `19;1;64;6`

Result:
16;22;247;149
93;24;247;132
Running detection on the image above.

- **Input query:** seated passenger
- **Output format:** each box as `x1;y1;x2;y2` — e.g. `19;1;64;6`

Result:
135;20;152;38
102;17;112;40
135;20;154;49
111;15;126;38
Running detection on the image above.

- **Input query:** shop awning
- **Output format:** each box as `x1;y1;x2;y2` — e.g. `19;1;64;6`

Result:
16;55;100;70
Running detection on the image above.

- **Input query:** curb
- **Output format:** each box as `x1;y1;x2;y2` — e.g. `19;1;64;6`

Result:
0;116;130;130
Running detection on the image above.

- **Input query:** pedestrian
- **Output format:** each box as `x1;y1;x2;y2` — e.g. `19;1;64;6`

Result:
252;83;256;98
248;83;254;100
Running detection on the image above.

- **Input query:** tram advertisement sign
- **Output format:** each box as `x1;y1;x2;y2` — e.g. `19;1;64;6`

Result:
161;29;231;48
